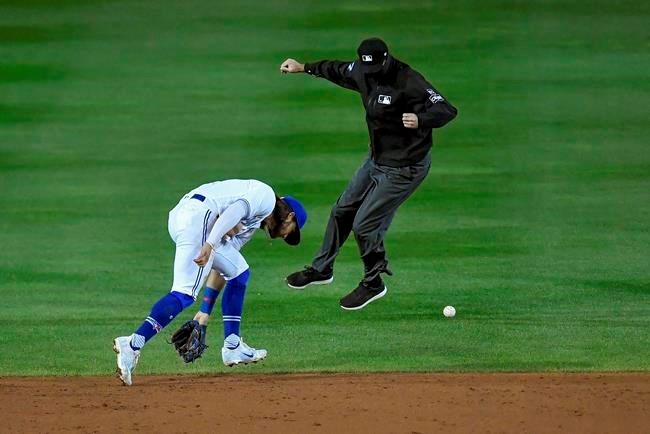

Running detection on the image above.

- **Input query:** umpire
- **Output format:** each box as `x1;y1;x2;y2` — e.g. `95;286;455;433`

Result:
280;37;458;310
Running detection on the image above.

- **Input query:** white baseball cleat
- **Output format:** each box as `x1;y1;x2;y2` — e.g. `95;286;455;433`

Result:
113;336;140;386
222;337;267;367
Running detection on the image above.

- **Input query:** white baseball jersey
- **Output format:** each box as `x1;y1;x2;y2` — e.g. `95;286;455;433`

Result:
167;179;276;297
189;179;276;249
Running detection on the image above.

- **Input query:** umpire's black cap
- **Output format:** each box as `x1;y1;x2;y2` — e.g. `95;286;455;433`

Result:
357;37;389;74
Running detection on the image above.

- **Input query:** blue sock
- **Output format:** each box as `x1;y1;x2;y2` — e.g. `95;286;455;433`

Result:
221;269;250;345
130;291;194;350
199;287;220;315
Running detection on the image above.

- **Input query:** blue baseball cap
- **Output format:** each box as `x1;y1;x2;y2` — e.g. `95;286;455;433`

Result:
281;195;307;246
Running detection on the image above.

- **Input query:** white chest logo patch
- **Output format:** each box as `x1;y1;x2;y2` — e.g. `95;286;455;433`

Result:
362;55;373;62
378;95;392;105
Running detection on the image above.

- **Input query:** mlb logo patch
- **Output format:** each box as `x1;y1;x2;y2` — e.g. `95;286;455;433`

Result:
378;95;392;105
362;55;373;62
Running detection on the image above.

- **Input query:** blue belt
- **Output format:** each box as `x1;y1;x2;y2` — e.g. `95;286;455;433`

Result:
191;194;206;202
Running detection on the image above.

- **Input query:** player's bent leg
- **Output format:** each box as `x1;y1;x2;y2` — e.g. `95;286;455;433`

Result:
211;242;249;282
115;229;203;385
211;246;267;366
114;291;194;385
219;269;267;367
115;193;215;384
131;291;194;349
171;240;213;300
220;268;248;341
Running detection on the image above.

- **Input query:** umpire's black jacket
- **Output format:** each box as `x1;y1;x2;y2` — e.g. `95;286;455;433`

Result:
304;57;458;167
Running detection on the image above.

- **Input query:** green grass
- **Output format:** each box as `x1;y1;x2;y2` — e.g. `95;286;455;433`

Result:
0;0;648;375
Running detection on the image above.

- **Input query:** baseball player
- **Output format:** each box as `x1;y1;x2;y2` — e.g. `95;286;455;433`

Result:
280;37;457;310
113;179;307;385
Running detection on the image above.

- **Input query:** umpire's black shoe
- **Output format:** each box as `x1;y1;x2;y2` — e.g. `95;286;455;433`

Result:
286;266;334;289
340;279;387;311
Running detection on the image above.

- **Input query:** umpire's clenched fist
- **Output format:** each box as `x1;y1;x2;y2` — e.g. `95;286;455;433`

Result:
402;113;419;129
280;58;305;73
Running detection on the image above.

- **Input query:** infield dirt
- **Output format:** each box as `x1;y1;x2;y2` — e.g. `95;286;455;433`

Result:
2;373;649;433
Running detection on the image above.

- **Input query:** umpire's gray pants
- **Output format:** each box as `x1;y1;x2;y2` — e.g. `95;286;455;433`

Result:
312;151;431;283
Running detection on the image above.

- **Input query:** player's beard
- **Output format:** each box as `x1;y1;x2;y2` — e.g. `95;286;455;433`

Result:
262;196;291;239
263;220;280;239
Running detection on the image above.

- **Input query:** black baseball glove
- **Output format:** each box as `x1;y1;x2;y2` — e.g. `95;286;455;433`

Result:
170;320;208;363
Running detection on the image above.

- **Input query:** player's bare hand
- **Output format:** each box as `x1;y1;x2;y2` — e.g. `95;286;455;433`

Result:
402;113;419;129
194;242;214;267
280;58;304;74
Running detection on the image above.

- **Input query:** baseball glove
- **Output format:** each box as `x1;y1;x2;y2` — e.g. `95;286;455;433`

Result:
170;320;208;363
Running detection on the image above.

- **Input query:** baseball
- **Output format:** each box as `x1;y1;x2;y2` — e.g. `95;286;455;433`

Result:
443;305;456;318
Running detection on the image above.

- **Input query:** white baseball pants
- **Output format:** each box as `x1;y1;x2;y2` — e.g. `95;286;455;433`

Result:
167;196;249;298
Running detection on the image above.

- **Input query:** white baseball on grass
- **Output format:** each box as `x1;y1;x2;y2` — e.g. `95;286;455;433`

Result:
443;305;456;318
